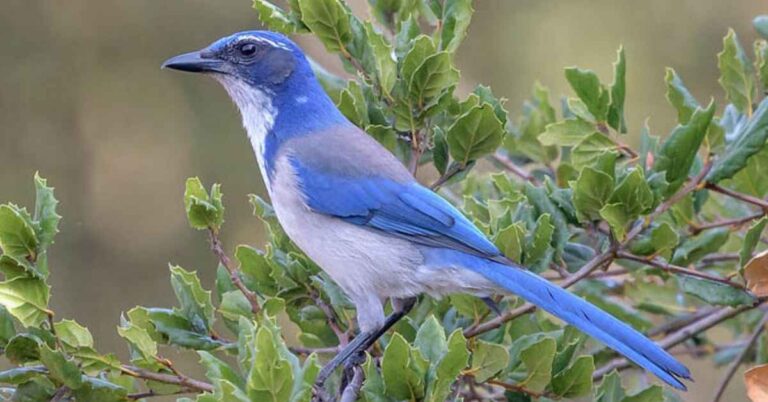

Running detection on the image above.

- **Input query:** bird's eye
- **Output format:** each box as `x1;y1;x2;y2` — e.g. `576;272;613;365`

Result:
239;43;257;57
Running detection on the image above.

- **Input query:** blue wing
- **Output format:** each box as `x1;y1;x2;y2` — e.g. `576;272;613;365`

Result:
290;158;501;258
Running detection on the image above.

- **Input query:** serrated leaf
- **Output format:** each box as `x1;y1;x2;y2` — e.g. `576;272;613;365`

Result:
118;317;157;361
672;227;729;266
525;213;554;267
39;344;82;389
146;308;225;351
518;336;556;392
246;326;293;402
718;29;755;114
5;333;42;364
570;133;618;171
408;51;459;105
363;22;397;96
298;0;351;53
33;174;60;251
741;218;767;270
708;98;768;184
538;119;596;146
414;315;447;363
71;377;128;402
565;67;610;121
607;46;626;132
595;370;624;402
54;320;93;349
653;102;715;195
494;222;525;262
0;276;49;327
427;329;467;402
447;103;505;166
551;355;594;398
0;205;38;261
0;367;46;385
170;265;214;332
471;340;508;382
438;0;473;53
184;178;224;231
665;68;699;124
572;167;613;222
679;276;755;307
199;351;245;390
382;333;415;400
253;0;299;34
236;245;277;296
756;40;768;92
623;385;663;402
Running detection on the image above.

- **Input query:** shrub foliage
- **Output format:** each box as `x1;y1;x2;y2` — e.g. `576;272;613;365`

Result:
2;1;768;401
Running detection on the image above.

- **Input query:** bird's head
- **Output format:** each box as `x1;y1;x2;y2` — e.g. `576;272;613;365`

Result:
162;30;307;91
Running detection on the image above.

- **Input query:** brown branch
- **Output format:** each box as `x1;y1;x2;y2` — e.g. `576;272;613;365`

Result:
646;307;719;337
309;290;349;346
699;253;740;267
128;388;197;400
486;378;549;399
711;314;768;402
706;183;768;210
121;365;214;394
289;345;340;355
690;212;765;235
593;303;760;379
431;164;464;190
208;228;261;315
490;152;539;185
617;251;746;289
463;248;616;337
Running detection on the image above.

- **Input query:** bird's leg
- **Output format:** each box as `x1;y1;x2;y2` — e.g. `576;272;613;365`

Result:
314;297;417;388
481;296;503;316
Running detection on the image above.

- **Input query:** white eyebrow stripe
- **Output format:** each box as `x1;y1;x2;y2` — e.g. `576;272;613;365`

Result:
236;35;291;51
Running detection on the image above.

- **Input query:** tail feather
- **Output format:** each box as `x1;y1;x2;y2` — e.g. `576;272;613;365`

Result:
442;251;691;390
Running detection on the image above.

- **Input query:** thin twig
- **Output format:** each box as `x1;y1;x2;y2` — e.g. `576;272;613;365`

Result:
486;379;549;399
208;228;261;315
128;388;197;400
121;365;214;393
646;307;719;337
339;365;365;402
289;346;340;355
430;164;464;190
711;314;768;402
690;213;764;234
706;183;768;210
617;251;746;289
490;152;539;184
699;253;740;267
309;290;349;346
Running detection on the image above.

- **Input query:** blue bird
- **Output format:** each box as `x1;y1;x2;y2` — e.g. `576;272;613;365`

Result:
163;31;691;391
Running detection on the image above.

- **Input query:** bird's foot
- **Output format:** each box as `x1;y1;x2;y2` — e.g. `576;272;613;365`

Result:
340;351;367;390
311;383;329;402
481;297;503;316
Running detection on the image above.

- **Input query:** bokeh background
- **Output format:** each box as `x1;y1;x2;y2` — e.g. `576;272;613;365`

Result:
0;1;766;400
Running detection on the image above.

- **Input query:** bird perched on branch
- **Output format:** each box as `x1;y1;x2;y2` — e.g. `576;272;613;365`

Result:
163;31;691;391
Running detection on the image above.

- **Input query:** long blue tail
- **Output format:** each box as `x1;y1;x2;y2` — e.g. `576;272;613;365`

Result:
433;249;691;390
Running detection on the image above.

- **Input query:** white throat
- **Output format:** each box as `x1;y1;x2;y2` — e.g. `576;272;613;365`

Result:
215;75;277;192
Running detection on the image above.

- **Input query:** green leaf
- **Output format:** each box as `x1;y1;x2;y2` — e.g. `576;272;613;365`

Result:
414;316;447;363
756;16;768;39
595;370;625;402
708;98;768;184
184;178;224;231
623;385;663;402
216;379;249;402
570;133;618;171
679;276;756;307
565;67;610;121
5;333;42;363
653;102;715;195
337;80;368;126
518;336;556;392
429;329;468;402
12;377;56;401
607;46;627;133
0;205;38;261
54;320;93;349
718;29;755;114
408;51;459;105
725;142;768;198
756;40;768;92
525;213;554;267
253;0;299;34
0;306;15;347
236;245;277;296
538;119;596;146
600;203;631;240
0;277;50;327
382;333;415;400
146;308;225;351
629;222;679;258
447;103;506;166
246;326;294;402
71;377;128;402
494;222;525;262
170;265;214;332
470;340;508;382
438;0;473;53
33;174;60;251
39;344;82;389
572;167;614;222
298;0;351;53
672;228;730;266
363;22;397;96
741;217;767;270
551;355;594;398
610;168;655;216
199;351;245;390
664;68;699;124
117;316;157;361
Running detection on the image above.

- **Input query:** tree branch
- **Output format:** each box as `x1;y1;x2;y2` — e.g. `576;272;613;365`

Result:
617;251;746;289
208;228;261;315
705;183;768;210
490;152;539;185
711;314;768;402
339;365;364;402
121;365;214;394
690;212;764;235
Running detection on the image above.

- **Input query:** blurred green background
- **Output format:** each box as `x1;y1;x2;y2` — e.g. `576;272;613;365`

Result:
0;1;765;400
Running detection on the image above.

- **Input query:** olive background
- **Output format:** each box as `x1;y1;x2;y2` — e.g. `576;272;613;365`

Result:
0;1;765;400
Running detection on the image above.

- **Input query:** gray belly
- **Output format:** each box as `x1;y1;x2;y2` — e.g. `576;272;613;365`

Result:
268;157;426;303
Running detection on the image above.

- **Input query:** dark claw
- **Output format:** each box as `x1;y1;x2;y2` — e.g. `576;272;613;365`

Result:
481;297;503;316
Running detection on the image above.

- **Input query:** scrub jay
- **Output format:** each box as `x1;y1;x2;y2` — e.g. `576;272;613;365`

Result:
163;31;691;391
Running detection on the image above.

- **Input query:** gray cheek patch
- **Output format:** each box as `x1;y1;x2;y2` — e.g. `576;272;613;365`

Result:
263;49;296;85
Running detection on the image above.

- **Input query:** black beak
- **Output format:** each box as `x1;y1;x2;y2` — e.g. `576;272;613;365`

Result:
161;51;223;73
